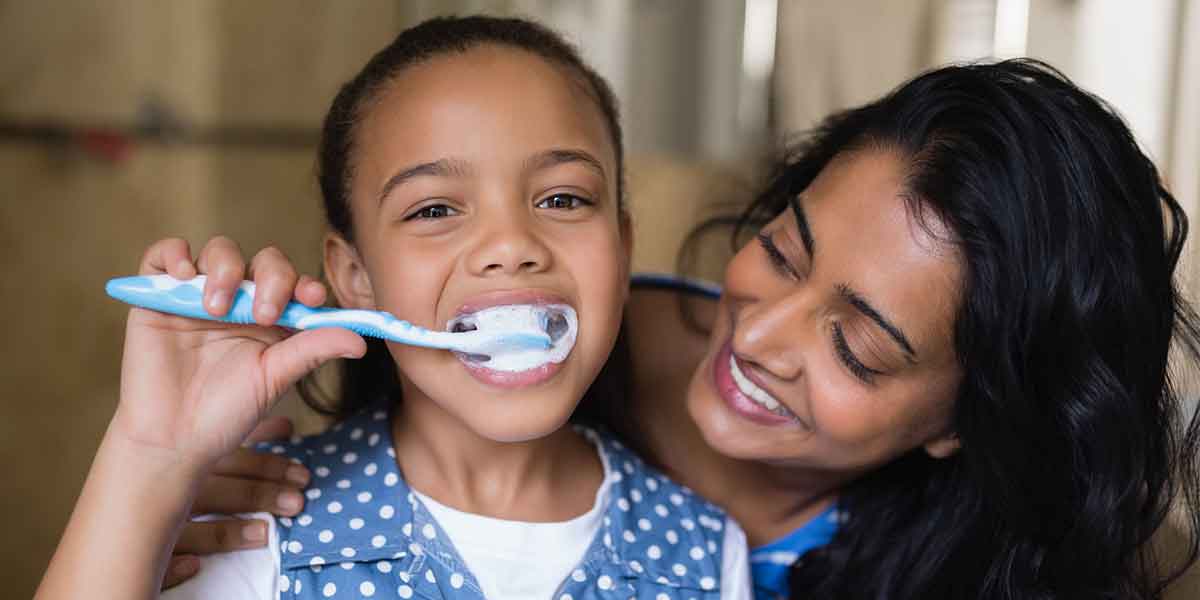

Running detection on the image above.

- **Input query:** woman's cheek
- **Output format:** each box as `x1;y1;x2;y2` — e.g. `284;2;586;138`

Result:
807;374;887;449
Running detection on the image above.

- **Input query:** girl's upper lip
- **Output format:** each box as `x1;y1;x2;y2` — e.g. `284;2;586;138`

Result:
452;288;572;319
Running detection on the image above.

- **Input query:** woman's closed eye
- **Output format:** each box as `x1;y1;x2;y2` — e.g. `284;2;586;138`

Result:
404;203;460;220
757;232;802;280
832;322;885;385
536;193;593;210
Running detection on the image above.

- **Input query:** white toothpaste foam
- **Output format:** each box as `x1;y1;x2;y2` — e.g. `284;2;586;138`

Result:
453;304;577;372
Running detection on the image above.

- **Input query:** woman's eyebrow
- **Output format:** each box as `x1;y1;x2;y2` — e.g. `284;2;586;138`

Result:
789;194;816;258
377;157;472;205
525;148;606;180
836;283;918;364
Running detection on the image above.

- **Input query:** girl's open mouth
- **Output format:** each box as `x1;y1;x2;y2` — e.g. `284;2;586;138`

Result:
447;303;578;388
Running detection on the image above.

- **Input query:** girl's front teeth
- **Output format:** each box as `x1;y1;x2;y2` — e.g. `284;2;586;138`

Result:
729;353;793;417
447;304;578;372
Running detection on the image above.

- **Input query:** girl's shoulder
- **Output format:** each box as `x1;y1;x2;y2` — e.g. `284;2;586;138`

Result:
580;426;739;594
252;404;411;573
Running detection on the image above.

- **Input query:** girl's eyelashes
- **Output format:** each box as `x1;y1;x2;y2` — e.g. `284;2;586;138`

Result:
757;232;801;280
399;192;593;222
404;203;460;221
832;322;883;384
535;192;593;210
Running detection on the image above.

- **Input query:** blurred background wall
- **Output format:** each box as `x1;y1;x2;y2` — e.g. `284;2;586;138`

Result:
2;0;1197;596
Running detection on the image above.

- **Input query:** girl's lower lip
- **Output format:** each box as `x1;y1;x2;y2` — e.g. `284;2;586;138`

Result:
456;355;564;389
712;341;797;426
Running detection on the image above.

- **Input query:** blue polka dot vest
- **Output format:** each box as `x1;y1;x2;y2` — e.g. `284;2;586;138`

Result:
259;402;731;599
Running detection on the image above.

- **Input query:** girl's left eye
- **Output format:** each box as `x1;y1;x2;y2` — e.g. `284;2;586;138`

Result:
405;204;459;220
536;193;591;210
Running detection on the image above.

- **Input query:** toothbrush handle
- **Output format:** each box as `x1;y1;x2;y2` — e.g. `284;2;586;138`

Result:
104;275;322;328
219;286;327;329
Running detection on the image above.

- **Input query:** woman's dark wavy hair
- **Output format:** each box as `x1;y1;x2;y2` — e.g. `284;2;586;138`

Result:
732;59;1200;598
300;15;636;445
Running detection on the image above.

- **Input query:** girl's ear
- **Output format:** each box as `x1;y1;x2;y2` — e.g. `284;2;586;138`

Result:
324;233;375;309
620;211;634;262
923;431;961;459
619;211;634;301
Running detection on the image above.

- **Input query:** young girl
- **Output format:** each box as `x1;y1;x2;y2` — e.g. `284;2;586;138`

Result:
36;16;750;600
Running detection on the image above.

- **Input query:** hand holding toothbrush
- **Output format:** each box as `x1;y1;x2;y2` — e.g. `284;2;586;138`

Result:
38;237;366;600
110;237;367;470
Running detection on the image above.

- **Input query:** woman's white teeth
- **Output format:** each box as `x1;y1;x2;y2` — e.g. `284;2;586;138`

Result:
729;353;787;413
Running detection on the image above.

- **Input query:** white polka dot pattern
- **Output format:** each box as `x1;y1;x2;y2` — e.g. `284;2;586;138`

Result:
260;403;729;598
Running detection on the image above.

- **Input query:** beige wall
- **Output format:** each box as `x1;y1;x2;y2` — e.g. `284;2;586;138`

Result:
0;2;401;593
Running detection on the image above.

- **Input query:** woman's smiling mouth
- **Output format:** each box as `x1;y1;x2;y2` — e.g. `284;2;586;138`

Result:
713;341;802;425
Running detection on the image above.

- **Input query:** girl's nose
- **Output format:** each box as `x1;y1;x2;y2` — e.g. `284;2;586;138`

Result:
466;210;553;277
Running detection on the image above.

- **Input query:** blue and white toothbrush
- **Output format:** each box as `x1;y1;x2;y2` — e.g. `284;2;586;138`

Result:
105;274;551;356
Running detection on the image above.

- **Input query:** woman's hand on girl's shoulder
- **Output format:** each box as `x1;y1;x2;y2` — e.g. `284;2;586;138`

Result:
111;236;365;473
162;416;309;590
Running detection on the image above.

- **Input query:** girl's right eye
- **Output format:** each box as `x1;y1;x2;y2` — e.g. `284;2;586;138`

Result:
404;204;459;221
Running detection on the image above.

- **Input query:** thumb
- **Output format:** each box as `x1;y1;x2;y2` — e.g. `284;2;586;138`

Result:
260;328;367;399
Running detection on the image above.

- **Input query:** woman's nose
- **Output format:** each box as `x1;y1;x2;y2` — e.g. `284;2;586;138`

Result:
731;294;808;381
465;209;553;276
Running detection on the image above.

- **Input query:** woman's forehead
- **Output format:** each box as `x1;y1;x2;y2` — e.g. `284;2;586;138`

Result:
800;149;963;360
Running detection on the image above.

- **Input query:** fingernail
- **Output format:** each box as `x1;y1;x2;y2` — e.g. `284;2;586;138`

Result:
257;303;278;322
173;555;200;575
286;465;310;486
208;290;228;311
278;492;303;512
242;522;267;543
176;260;195;277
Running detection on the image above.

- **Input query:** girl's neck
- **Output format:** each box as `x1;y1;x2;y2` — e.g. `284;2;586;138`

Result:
390;393;603;523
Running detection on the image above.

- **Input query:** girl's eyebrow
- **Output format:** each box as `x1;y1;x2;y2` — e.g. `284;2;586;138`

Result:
525;148;606;180
377;157;472;205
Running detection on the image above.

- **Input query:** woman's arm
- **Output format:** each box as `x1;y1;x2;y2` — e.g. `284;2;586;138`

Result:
35;238;364;600
624;285;718;473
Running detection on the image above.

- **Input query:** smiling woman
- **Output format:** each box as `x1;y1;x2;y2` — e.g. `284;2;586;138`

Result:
647;58;1200;599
